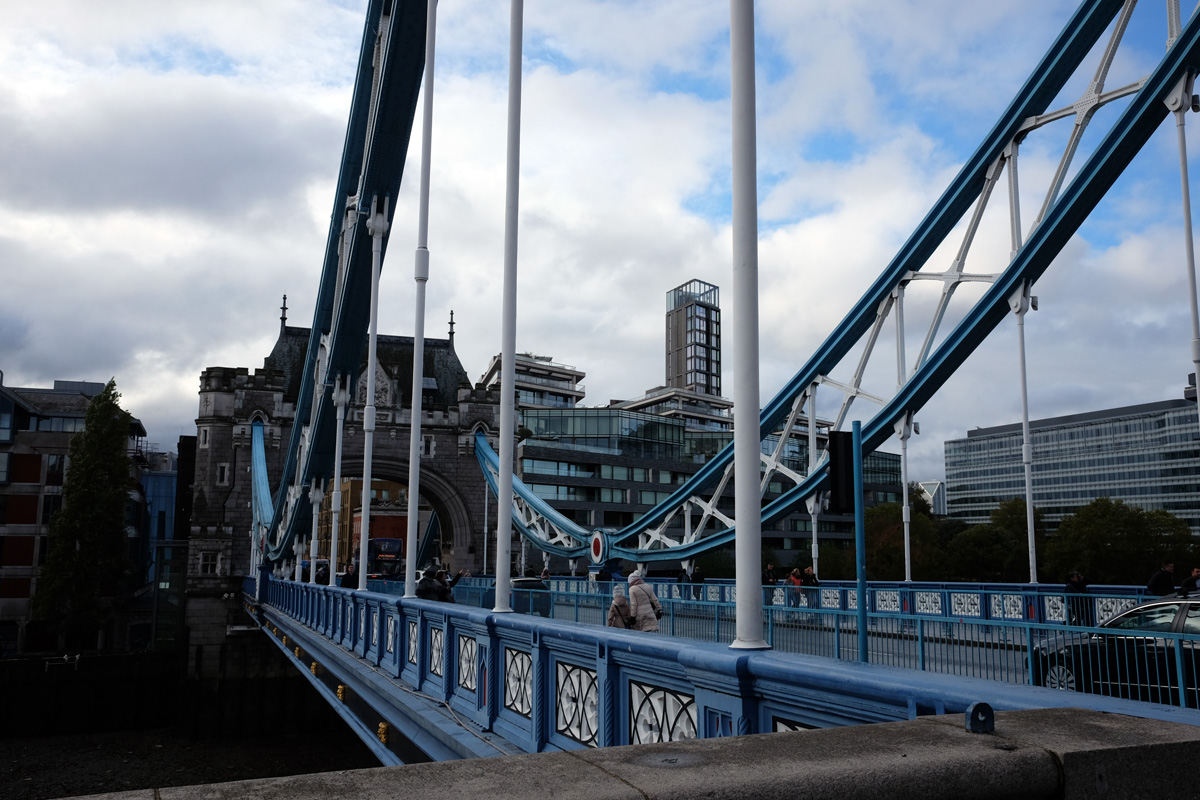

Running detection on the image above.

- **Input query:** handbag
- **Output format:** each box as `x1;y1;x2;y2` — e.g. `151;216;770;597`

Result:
654;608;663;619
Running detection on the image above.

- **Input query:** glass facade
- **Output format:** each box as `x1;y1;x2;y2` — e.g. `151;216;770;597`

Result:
520;409;685;460
944;400;1200;533
666;279;722;396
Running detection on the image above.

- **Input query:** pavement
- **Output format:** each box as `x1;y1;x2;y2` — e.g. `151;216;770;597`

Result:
64;707;1200;800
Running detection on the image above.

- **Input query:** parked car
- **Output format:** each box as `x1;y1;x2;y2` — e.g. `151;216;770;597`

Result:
1029;595;1200;706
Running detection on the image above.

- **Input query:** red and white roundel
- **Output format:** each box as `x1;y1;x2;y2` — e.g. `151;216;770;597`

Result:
589;530;605;564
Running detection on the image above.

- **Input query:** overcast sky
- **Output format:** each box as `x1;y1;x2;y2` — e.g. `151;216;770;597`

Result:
2;1;1197;482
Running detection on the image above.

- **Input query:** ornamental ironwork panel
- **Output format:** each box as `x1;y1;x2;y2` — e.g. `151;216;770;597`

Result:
1044;595;1067;622
359;608;365;640
504;648;533;717
386;616;395;653
371;610;378;646
820;588;838;609
458;635;477;691
407;620;418;665
629;680;696;744
1096;596;1137;625
915;591;942;615
429;627;444;677
875;590;900;612
555;661;598;746
952;592;982;617
988;593;1023;619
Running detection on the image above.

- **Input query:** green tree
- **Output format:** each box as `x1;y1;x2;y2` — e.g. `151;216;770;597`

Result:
862;501;939;581
1042;497;1197;586
34;380;137;650
810;541;855;580
942;499;1044;582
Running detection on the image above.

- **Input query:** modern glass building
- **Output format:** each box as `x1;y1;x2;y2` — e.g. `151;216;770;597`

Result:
944;399;1200;533
665;279;721;396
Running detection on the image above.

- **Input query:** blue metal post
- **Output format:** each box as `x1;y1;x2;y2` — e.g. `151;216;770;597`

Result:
854;421;868;663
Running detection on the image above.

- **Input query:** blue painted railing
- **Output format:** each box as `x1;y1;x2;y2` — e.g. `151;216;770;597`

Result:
252;574;1200;765
350;574;1200;707
441;576;1146;626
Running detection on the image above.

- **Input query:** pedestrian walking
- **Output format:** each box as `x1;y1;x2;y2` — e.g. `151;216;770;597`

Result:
1065;570;1092;626
786;568;804;608
690;565;705;601
1181;566;1200;595
1147;561;1176;596
801;566;820;610
607;587;634;629
763;564;777;605
627;571;662;632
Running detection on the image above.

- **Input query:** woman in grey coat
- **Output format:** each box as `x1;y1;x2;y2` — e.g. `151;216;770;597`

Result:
627;571;661;632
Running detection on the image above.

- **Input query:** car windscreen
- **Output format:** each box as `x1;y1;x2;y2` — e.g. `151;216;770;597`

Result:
1108;604;1180;633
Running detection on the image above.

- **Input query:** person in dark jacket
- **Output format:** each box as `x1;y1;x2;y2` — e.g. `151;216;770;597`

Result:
435;569;464;602
1181;566;1200;595
1147;562;1176;596
415;567;440;600
690;565;704;601
801;566;820;610
762;564;778;605
1065;570;1092;626
340;561;357;588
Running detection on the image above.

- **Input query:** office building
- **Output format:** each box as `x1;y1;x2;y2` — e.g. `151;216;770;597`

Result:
944;399;1200;533
480;353;585;410
665;279;721;396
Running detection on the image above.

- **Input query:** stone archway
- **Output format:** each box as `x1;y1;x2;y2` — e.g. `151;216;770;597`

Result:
359;455;479;572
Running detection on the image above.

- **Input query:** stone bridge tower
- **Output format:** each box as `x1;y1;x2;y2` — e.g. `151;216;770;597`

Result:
185;315;502;679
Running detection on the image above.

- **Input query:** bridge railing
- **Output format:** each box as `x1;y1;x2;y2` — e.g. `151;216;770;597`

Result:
254;574;1200;760
346;576;1197;707
451;576;1147;626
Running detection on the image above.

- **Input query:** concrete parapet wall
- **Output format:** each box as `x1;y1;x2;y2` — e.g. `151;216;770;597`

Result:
67;708;1200;799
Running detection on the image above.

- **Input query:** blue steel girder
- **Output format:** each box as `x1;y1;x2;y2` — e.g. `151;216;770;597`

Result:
264;0;428;564
478;1;1200;565
474;431;590;560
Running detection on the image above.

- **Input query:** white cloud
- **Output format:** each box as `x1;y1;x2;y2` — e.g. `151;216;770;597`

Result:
1;0;1197;491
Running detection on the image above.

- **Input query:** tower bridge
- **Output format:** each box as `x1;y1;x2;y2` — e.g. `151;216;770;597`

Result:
176;0;1200;775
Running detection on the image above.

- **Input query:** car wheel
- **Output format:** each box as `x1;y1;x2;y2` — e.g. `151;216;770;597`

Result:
1042;659;1076;691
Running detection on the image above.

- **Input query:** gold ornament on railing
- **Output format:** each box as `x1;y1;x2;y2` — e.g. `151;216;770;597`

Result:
294;646;300;658
337;685;346;702
377;722;389;744
310;661;318;675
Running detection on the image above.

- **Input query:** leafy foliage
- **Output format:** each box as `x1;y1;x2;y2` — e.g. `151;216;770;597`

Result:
1042;497;1198;585
34;380;137;649
838;494;1193;586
